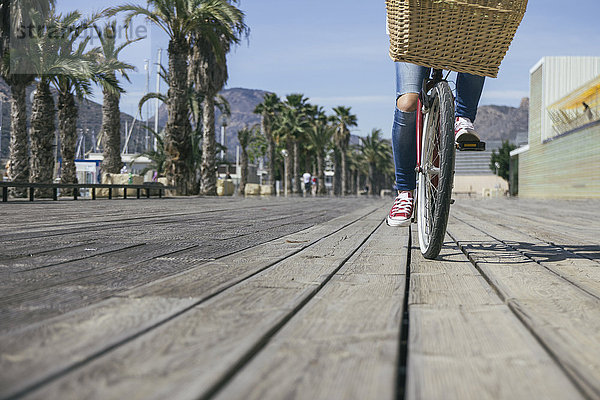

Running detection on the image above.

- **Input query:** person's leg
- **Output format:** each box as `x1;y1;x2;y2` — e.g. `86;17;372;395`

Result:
392;62;430;192
388;63;429;227
455;72;485;122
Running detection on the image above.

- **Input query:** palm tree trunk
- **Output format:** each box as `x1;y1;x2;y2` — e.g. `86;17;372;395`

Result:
340;147;347;196
293;139;301;194
333;149;341;196
317;154;326;195
264;117;276;195
101;87;122;175
189;125;201;196
285;140;292;196
368;164;374;196
58;91;78;196
165;36;192;195
356;171;360;195
305;151;311;175
29;79;55;198
201;94;217;195
8;81;29;197
240;146;248;195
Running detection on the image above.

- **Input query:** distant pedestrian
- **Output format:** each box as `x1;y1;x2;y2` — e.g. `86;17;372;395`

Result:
302;171;312;195
120;163;128;174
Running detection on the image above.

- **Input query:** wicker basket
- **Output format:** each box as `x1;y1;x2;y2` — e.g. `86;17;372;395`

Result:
386;0;527;77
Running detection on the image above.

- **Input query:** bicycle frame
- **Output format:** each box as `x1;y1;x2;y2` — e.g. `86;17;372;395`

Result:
415;69;444;174
416;97;424;173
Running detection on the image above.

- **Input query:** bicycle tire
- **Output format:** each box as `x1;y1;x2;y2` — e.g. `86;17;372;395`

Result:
417;81;455;259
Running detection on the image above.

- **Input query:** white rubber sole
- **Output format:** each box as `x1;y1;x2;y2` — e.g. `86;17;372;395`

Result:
386;215;412;227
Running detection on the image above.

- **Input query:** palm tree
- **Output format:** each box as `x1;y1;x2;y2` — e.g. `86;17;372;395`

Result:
2;69;30;197
106;1;192;194
1;0;54;196
360;128;393;196
254;92;281;195
282;93;309;194
51;12;105;195
237;125;257;195
332;106;357;196
93;22;138;177
274;103;310;195
346;146;363;195
136;127;166;177
305;106;333;195
23;11;100;197
1;0;53;57
189;0;247;195
27;11;84;197
29;81;54;197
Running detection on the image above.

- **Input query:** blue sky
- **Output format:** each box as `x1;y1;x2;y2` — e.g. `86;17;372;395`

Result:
56;0;600;138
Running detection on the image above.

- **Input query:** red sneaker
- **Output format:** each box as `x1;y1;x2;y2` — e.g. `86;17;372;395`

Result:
386;191;413;227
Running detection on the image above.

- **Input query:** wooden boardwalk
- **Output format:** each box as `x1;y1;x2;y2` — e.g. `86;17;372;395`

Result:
0;196;598;400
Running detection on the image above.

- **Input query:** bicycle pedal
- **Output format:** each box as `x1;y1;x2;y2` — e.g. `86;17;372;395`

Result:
456;141;486;151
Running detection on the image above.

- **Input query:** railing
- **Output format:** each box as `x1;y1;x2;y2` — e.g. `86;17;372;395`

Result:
0;182;176;202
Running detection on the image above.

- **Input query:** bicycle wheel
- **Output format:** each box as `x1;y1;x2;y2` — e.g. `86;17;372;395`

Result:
417;81;455;259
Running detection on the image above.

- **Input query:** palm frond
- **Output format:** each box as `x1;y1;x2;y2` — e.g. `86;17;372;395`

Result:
138;92;167;116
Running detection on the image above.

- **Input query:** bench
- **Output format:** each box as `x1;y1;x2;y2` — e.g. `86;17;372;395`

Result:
0;181;176;202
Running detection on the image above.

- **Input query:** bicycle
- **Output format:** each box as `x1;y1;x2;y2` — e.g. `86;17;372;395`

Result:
415;69;485;259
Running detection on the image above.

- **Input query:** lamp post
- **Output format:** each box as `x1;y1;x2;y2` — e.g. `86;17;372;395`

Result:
281;149;289;197
154;48;162;152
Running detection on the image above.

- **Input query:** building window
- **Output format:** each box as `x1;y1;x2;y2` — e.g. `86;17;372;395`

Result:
547;75;600;139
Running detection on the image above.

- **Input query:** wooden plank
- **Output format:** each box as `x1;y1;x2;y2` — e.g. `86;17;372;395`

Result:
210;225;408;399
0;242;147;275
452;208;600;299
0;204;336;291
211;221;409;400
0;197;306;239
452;199;600;251
15;206;385;400
128;206;384;299
456;200;600;251
0;203;384;399
0;241;94;259
0;197;367;237
0;208;348;331
407;231;583;400
0;216;340;331
0;297;199;399
447;216;600;399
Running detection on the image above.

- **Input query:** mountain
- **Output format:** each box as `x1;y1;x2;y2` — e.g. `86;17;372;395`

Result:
214;88;268;161
473;97;529;143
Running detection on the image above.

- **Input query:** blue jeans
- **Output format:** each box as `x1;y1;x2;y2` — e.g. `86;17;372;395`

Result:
391;62;485;191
